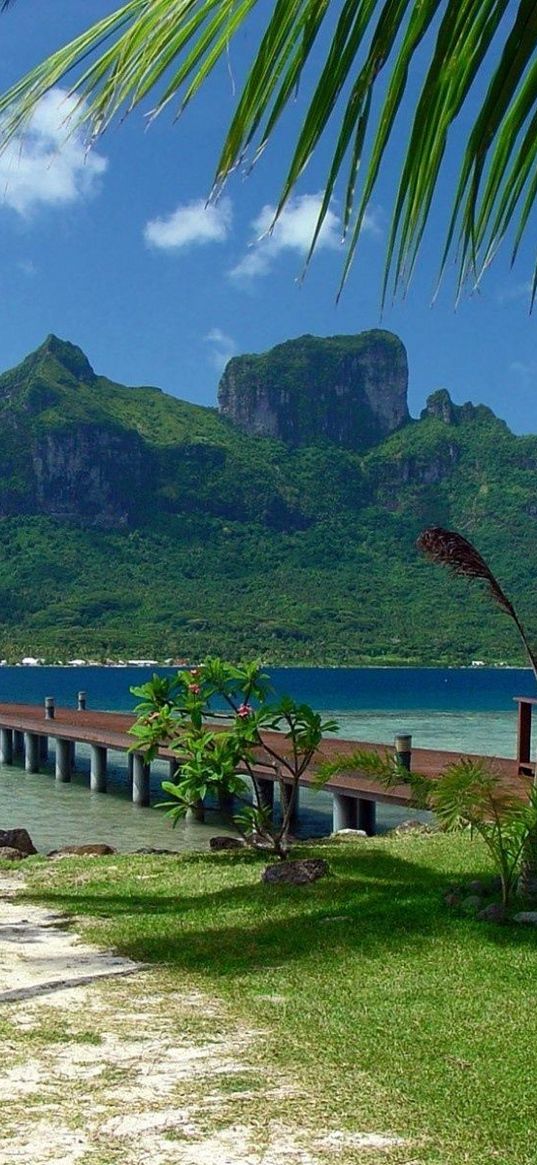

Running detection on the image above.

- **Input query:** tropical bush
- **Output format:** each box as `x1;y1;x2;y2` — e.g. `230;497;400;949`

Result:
130;658;337;858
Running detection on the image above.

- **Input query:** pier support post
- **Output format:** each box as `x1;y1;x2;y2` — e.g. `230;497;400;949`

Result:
280;782;300;830
168;758;178;781
218;789;234;818
254;777;274;820
55;738;72;783
332;792;358;832
24;732;40;774
394;732;412;772
39;736;48;765
132;754;150;806
0;728;13;766
13;730;24;759
357;798;376;836
90;745;107;793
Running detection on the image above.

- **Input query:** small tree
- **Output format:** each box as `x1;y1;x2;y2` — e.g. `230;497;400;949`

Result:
130;658;338;859
418;526;537;896
319;748;537;909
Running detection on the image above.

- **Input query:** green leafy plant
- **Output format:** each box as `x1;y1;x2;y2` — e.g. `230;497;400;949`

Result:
319;747;537;908
2;3;536;300
130;658;338;858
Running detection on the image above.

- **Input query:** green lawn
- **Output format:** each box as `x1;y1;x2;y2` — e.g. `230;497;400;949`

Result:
17;834;537;1165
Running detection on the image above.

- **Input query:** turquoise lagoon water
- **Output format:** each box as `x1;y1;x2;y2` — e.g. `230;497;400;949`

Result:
0;666;533;852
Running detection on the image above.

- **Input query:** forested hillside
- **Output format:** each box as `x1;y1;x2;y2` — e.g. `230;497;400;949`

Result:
0;331;534;665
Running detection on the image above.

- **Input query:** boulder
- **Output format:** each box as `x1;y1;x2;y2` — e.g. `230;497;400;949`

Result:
443;891;462;908
133;847;176;855
390;819;434;836
0;828;37;856
47;843;116;858
262;858;329;885
476;903;506;924
513;912;537;925
330;829;368;841
466;880;488;897
460;894;483;914
209;836;246;851
0;846;25;861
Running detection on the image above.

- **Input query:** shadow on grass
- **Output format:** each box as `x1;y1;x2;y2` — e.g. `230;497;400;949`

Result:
22;844;535;978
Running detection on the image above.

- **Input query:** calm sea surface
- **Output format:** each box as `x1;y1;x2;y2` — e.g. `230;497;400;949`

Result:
0;665;534;853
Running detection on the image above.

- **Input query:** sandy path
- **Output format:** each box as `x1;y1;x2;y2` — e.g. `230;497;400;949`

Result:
0;873;408;1165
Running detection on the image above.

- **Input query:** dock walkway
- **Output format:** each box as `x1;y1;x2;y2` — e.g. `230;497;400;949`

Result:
0;701;531;834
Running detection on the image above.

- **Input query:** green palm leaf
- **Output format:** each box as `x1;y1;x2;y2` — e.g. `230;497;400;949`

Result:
0;0;536;299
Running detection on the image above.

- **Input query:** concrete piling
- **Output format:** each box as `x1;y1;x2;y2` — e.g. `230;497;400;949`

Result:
0;728;13;766
55;738;72;783
90;745;107;793
332;791;357;832
132;753;150;806
24;732;40;773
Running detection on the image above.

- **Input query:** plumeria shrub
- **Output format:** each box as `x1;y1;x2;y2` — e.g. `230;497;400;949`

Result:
130;658;338;859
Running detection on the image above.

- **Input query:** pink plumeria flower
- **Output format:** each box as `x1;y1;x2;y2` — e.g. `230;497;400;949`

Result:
237;703;252;719
188;683;201;695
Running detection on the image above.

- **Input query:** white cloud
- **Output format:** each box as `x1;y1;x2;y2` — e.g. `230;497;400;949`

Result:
496;279;533;305
229;193;340;281
204;327;237;374
144;196;232;250
230;193;383;281
0;88;107;216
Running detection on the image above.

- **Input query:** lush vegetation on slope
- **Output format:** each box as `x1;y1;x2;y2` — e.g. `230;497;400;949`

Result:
0;335;535;665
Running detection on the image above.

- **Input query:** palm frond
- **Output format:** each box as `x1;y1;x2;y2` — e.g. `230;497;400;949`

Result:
418;526;537;680
0;1;536;299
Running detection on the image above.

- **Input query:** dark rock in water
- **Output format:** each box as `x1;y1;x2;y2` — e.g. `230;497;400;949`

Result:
133;847;176;855
209;836;246;851
262;858;329;885
47;843;116;858
476;903;506;923
0;828;37;856
0;846;25;861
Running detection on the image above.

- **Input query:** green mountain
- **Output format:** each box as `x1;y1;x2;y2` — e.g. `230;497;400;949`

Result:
0;330;535;666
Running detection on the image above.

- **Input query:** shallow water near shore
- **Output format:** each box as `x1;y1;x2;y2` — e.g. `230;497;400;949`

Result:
0;666;531;852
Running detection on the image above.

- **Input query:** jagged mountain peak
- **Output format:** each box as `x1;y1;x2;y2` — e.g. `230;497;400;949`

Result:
32;334;96;383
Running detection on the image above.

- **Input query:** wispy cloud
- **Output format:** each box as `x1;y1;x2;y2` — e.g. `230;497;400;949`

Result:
0;88;107;216
144;196;232;250
496;279;533;305
204;327;237;374
229;193;381;282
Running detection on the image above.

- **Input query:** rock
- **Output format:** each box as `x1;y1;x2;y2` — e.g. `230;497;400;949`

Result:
330;829;368;840
0;846;25;861
0;828;37;856
460;895;483;914
390;819;434;836
262;858;329;885
489;875;503;894
209;836;246;851
133;847;176;855
513;912;537;925
47;844;116;858
443;892;462;908
218;330;410;452
466;880;488;896
476;903;506;923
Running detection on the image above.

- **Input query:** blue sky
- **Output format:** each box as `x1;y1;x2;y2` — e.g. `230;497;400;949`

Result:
0;2;535;432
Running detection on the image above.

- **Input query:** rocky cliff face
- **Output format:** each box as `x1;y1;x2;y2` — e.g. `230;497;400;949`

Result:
32;426;148;527
218;330;410;450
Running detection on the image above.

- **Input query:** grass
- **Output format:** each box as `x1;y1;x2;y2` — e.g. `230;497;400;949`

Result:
15;834;537;1165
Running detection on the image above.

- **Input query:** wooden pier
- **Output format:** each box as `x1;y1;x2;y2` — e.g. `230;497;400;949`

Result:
0;695;533;834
